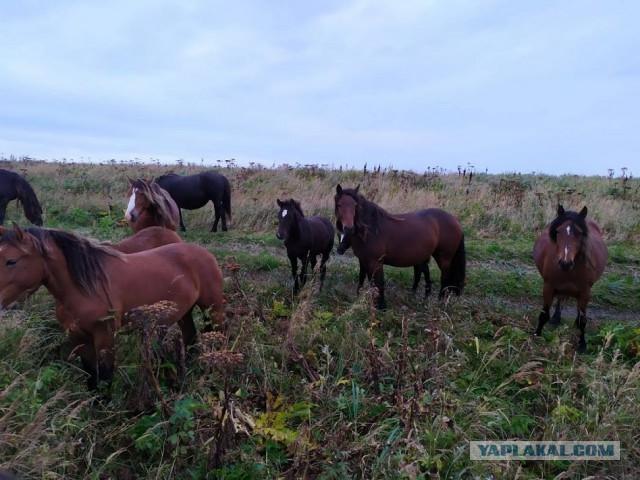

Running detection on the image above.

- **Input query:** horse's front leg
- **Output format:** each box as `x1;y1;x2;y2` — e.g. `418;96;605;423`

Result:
299;254;310;288
71;330;115;392
288;254;299;294
357;259;367;294
550;296;565;326
534;283;554;337
369;261;386;310
575;293;591;353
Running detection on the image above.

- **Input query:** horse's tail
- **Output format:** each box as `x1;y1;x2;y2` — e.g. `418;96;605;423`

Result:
15;177;43;226
449;234;466;294
223;176;232;220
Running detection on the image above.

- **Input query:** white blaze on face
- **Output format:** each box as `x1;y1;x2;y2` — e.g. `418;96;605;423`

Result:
564;245;569;261
282;209;288;218
125;189;137;221
566;225;571;235
340;233;345;243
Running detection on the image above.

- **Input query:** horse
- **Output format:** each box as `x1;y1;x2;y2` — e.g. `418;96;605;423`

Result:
0;223;224;390
276;198;334;294
334;184;466;309
125;178;180;232
109;226;182;254
154;171;231;232
533;205;608;353
0;169;43;226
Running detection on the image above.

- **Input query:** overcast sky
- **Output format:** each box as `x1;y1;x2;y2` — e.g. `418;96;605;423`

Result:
1;1;638;176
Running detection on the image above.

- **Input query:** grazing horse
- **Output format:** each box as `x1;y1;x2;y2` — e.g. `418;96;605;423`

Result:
125;178;180;232
533;205;607;353
334;184;466;309
276;198;334;293
109;226;182;254
0;223;224;390
0;169;43;226
155;171;231;232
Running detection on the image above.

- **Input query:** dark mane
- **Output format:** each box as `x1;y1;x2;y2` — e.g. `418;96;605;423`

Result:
7;227;123;295
548;208;591;264
281;198;304;218
338;187;394;240
549;210;589;243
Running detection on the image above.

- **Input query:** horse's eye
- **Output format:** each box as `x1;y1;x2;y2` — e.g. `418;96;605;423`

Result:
5;259;17;267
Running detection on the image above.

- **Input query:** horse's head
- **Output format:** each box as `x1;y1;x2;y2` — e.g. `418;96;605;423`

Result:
0;223;46;309
334;184;360;254
549;205;589;271
125;178;153;224
276;198;302;241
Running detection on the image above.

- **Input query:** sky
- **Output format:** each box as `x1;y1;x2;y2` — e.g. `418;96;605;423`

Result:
1;1;638;176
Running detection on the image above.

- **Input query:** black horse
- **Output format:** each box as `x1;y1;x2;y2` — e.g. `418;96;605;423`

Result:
155;171;231;232
276;198;334;294
0;169;43;226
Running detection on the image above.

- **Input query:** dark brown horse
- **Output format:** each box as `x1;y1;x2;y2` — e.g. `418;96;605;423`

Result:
334;184;466;309
155;171;231;232
0;169;43;226
276;198;334;293
109;226;182;254
533;205;608;352
0;223;224;390
125;178;180;232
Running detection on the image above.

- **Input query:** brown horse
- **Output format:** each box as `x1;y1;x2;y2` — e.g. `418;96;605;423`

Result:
125;178;180;232
276;198;334;293
0;223;224;390
109;226;182;254
334;184;466;309
533;205;607;353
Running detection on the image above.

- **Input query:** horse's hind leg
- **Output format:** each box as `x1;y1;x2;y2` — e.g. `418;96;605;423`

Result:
319;251;331;290
180;309;198;342
178;209;187;232
211;200;227;232
575;295;591;353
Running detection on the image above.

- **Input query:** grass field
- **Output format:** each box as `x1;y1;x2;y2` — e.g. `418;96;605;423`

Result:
0;157;638;479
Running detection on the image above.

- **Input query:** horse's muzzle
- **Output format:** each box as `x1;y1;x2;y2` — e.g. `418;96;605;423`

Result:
276;231;284;241
558;259;574;271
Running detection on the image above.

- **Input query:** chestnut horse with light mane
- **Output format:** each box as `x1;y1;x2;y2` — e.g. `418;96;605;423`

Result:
0;224;223;390
125;178;180;232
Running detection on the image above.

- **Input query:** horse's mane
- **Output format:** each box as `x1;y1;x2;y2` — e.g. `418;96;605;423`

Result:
132;179;176;227
155;173;179;182
549;209;589;243
337;187;395;240
549;208;591;263
13;175;43;225
282;198;304;218
9;227;124;296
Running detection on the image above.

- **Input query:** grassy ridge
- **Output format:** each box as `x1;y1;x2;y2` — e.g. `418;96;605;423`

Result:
0;157;639;479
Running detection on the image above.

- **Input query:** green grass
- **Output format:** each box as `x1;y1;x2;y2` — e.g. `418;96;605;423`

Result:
0;157;638;479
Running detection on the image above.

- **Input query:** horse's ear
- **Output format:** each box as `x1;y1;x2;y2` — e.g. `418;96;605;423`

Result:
128;178;135;185
354;184;360;194
0;226;8;237
277;199;282;207
336;184;342;194
580;206;588;218
557;205;565;216
11;222;25;242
